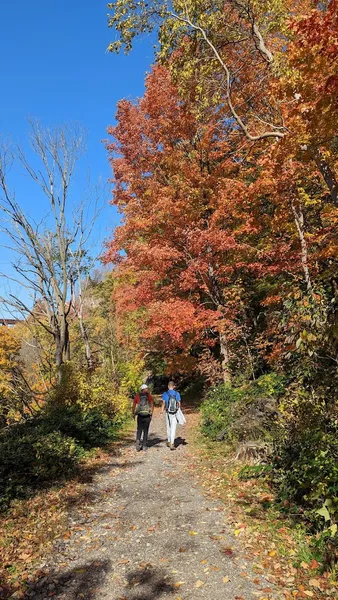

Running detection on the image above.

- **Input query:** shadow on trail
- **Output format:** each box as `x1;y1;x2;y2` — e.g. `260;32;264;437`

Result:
24;559;111;600
123;565;176;600
25;562;177;600
174;436;187;448
147;435;165;448
64;460;143;510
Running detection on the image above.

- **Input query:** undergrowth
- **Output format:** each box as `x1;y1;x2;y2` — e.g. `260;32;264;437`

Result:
188;412;338;598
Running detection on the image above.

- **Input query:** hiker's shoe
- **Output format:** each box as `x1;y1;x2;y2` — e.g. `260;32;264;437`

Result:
142;445;148;451
166;441;170;448
136;441;142;451
169;443;175;451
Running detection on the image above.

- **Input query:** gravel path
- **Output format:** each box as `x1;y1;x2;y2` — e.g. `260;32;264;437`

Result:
27;410;280;600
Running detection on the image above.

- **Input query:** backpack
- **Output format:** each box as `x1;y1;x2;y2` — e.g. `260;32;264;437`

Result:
136;392;152;416
166;391;178;414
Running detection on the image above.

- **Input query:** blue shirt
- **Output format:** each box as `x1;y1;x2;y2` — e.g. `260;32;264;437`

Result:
162;390;181;408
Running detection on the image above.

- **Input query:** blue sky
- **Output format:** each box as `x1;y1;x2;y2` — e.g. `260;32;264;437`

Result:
0;0;154;316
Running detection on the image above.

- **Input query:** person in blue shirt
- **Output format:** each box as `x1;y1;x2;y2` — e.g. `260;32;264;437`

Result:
161;381;181;450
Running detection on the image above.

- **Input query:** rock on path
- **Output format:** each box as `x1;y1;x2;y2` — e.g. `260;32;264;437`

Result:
27;411;279;600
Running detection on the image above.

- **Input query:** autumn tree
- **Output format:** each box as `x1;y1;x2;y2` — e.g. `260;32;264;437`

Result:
108;1;316;142
105;65;294;381
0;325;41;426
0;326;21;426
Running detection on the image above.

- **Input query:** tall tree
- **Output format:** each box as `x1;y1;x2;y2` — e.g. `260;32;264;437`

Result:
0;122;99;383
105;66;288;380
108;0;314;142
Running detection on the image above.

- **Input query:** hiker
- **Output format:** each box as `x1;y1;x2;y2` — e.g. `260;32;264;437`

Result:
161;381;181;450
133;384;154;451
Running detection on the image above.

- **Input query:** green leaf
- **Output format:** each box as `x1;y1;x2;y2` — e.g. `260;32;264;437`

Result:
316;505;330;522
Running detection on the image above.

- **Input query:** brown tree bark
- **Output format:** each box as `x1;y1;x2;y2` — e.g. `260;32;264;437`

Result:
220;332;232;384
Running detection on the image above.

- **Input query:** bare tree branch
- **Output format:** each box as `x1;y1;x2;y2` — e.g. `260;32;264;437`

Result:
0;121;101;383
171;8;284;141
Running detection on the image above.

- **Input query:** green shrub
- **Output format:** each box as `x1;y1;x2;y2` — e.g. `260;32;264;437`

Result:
0;424;83;511
32;431;83;479
43;404;119;448
272;424;338;528
238;464;272;480
0;391;129;511
0;362;132;512
200;383;244;440
270;384;338;567
200;373;285;442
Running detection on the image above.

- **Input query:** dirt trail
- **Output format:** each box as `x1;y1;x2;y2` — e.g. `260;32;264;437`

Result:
27;410;280;600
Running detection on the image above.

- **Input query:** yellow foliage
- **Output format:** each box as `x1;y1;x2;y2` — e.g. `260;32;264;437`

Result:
55;363;132;422
0;327;21;397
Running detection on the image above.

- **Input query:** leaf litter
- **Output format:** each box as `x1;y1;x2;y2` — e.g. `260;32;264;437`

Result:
1;411;337;599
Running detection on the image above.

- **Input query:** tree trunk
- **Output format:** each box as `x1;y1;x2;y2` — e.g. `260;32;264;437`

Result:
314;152;338;205
79;317;93;369
55;316;70;384
65;321;71;362
219;332;231;384
55;331;63;385
291;201;313;294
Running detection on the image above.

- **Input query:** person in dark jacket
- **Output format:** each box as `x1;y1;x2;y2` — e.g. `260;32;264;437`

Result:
132;384;154;451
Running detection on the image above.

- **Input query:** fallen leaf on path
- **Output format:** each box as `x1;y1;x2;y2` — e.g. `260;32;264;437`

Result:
189;530;198;536
174;581;185;588
223;576;229;583
308;579;321;588
195;580;204;588
221;547;234;556
18;553;32;560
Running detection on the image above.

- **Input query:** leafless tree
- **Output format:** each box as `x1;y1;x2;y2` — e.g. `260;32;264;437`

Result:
0;121;102;384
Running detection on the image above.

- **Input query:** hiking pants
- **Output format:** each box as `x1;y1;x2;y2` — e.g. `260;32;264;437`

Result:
166;412;177;445
136;415;151;446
